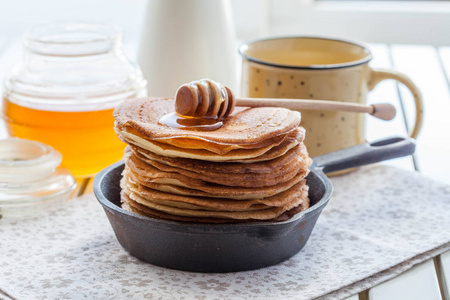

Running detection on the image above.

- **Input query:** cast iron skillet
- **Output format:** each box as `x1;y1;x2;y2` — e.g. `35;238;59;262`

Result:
94;137;415;273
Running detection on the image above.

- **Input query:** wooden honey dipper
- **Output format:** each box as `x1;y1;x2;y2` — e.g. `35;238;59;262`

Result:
175;79;396;120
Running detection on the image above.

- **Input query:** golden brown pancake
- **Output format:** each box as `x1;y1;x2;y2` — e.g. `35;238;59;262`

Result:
127;137;308;175
121;193;310;223
122;185;307;220
117;129;286;161
125;165;309;200
114;97;301;149
120;126;305;162
122;172;308;211
125;149;310;188
118;124;291;155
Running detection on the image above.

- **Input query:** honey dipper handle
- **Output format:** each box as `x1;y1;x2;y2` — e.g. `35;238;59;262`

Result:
236;97;396;121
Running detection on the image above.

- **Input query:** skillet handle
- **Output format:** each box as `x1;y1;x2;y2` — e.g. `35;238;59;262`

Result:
312;137;416;174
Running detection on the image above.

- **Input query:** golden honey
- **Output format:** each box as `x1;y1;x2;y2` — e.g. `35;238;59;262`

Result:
2;98;125;177
159;112;224;131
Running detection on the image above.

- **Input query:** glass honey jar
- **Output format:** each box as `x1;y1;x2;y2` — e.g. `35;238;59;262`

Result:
1;23;147;178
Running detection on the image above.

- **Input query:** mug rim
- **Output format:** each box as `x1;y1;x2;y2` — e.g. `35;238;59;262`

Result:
238;36;373;70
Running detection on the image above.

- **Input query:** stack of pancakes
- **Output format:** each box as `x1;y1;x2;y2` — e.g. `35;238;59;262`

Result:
113;97;312;223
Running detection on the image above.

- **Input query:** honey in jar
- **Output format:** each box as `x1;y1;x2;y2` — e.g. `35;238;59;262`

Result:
1;23;147;177
1;100;123;177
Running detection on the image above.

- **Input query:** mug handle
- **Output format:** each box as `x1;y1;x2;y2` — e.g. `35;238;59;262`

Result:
369;68;424;139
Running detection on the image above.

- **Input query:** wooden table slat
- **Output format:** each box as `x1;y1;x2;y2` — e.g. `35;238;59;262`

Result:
390;45;450;183
368;259;442;300
342;294;359;300
390;45;450;129
437;47;450;94
439;250;450;300
74;177;92;197
366;43;414;171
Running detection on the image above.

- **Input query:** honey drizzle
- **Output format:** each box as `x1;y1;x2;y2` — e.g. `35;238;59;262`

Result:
159;112;223;131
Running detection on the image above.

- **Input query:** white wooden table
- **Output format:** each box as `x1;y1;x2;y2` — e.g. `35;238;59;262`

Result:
346;44;450;300
0;38;449;300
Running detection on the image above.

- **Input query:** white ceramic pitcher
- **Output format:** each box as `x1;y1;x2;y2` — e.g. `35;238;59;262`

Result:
138;0;237;97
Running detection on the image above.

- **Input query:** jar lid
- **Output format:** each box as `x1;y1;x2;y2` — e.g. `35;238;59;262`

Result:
0;138;77;218
24;22;121;56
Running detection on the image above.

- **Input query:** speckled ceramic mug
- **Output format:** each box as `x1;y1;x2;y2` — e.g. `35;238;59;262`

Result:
239;37;423;157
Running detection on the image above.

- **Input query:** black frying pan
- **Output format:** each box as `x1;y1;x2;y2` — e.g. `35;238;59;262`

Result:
93;137;415;273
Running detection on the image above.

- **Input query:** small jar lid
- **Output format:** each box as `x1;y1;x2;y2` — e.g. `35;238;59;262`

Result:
0;138;77;218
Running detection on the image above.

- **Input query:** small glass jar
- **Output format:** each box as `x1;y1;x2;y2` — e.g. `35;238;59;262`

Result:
1;23;147;177
0;138;76;218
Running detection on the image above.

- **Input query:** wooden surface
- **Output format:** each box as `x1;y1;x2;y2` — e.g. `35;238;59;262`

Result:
347;43;450;299
369;260;442;300
0;39;449;300
440;251;450;299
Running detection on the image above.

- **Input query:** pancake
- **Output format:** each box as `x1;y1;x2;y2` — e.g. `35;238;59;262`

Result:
118;124;291;155
235;128;304;163
125;166;309;200
120;126;305;162
123;185;306;220
118;130;286;161
122;194;257;224
125;149;310;188
113;97;301;149
123;186;270;211
122;193;310;223
128;135;308;175
122;172;308;211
